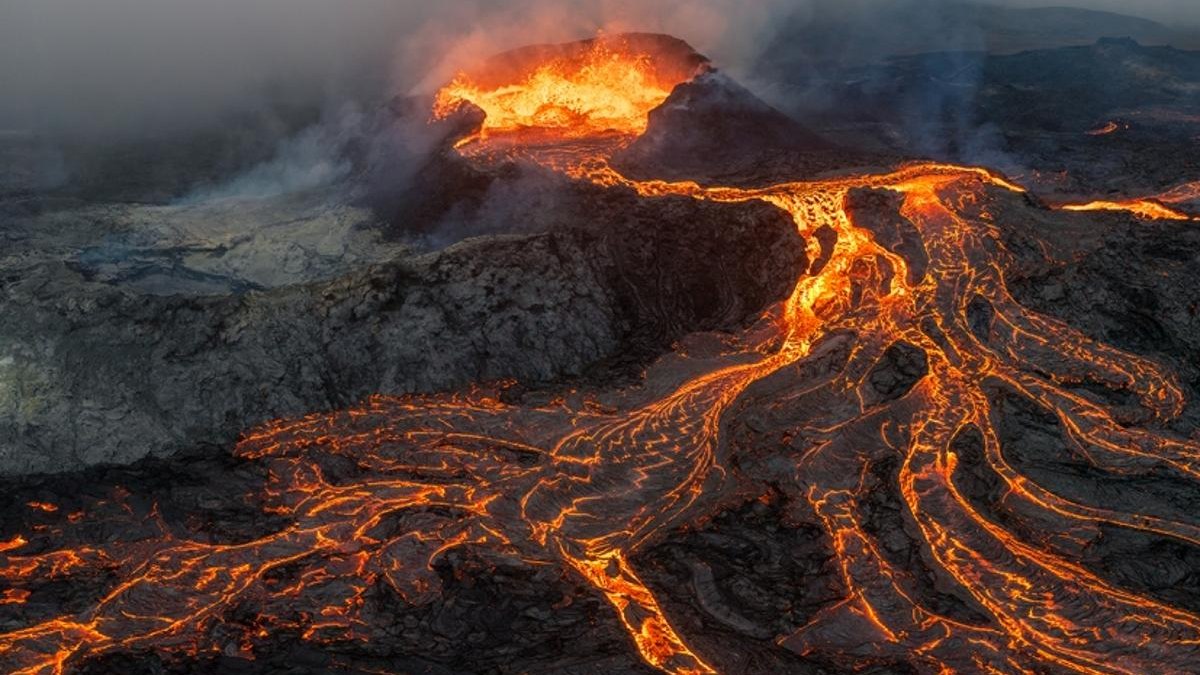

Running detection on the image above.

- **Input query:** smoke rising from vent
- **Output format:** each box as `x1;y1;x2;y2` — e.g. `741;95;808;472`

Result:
5;0;1196;140
3;0;1198;207
1;0;806;140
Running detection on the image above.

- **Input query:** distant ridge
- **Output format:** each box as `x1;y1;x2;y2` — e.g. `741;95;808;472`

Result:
756;0;1191;75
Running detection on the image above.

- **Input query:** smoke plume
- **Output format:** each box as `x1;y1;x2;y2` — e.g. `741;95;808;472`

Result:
3;0;1197;202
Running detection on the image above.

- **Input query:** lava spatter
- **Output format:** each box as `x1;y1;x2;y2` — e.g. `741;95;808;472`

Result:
5;36;1200;675
433;33;706;143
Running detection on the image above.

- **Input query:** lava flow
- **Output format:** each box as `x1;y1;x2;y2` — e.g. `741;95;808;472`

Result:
1059;194;1198;220
5;36;1200;675
1058;178;1200;221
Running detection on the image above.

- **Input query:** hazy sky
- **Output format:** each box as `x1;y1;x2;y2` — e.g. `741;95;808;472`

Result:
2;0;831;138
1001;0;1200;24
1;0;1197;138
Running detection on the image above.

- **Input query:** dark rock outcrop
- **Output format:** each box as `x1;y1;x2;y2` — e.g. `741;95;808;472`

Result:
0;184;802;475
615;71;881;184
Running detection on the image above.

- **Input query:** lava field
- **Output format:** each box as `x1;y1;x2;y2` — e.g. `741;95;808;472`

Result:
3;14;1200;675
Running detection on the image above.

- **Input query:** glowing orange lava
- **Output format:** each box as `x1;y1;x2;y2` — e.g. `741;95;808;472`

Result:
1061;199;1194;220
1086;121;1127;136
435;40;681;140
1058;179;1200;221
4;38;1200;675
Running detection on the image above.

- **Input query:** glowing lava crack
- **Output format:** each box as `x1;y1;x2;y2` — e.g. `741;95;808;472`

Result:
4;35;1200;675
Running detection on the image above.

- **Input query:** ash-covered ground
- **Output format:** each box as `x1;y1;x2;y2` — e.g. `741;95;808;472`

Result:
3;6;1200;675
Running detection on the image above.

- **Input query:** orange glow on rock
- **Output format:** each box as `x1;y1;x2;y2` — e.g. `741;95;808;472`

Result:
1086;121;1127;136
433;35;702;140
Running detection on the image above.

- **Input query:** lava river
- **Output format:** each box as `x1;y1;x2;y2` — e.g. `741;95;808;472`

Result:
3;36;1200;675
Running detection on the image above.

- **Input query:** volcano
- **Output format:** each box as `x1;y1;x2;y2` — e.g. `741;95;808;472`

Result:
4;28;1200;675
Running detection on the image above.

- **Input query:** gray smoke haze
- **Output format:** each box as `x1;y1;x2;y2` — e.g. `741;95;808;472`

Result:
0;0;815;140
1003;0;1200;24
6;0;1197;140
3;0;1198;205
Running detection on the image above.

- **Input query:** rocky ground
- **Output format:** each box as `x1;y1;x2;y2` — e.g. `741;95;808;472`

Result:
0;161;801;474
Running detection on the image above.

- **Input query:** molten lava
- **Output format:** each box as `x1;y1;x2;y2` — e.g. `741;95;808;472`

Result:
433;35;702;141
1086;121;1128;136
1061;199;1194;220
5;35;1200;675
1059;179;1200;221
